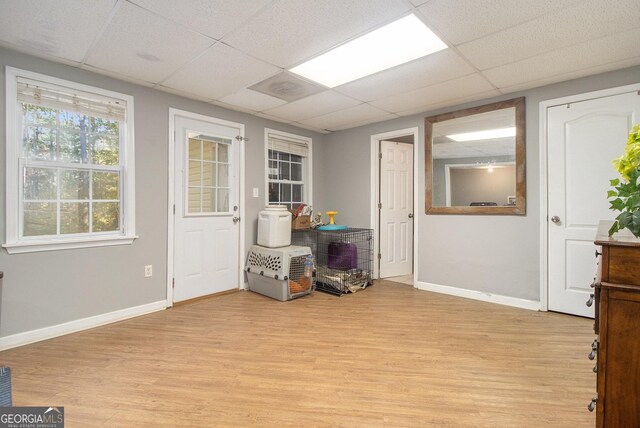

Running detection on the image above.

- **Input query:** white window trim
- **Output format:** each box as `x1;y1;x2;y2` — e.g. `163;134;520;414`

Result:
264;128;313;208
4;67;137;254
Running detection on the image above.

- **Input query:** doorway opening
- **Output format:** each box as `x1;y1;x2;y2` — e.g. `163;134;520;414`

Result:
370;127;419;286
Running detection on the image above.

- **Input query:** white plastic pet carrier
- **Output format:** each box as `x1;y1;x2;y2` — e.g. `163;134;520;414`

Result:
246;245;313;301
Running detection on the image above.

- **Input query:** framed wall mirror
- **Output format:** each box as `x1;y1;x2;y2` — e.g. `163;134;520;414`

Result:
425;97;526;215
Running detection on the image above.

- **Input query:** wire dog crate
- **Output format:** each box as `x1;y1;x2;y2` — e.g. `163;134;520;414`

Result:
246;245;314;301
292;228;373;296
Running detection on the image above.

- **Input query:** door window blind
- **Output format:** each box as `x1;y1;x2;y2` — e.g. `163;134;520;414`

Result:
268;134;308;157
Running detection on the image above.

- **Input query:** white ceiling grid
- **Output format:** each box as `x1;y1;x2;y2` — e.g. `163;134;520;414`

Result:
0;0;638;133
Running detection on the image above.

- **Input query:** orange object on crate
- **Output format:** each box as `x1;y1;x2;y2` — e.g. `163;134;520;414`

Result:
289;276;311;293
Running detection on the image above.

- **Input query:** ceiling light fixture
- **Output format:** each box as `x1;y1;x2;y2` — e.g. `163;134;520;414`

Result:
448;127;516;142
289;14;447;88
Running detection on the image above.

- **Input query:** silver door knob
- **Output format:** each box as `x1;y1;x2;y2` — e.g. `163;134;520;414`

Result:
232;217;240;223
551;216;561;223
586;293;594;307
408;213;414;219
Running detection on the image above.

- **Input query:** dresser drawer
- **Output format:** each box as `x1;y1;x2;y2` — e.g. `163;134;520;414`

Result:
607;246;640;286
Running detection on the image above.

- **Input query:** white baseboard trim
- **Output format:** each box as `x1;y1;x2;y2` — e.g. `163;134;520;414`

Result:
0;300;167;351
415;281;540;311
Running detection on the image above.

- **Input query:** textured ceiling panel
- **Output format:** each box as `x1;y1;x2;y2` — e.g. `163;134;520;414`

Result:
483;28;640;89
417;0;583;45
370;74;495;113
222;0;412;68
458;0;640;70
219;89;286;112
264;91;362;122
397;90;502;117
162;43;281;99
297;103;393;130
85;1;213;83
335;49;475;102
129;0;272;40
0;0;116;62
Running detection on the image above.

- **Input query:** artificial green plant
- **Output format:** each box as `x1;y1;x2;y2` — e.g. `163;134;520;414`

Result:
608;124;640;237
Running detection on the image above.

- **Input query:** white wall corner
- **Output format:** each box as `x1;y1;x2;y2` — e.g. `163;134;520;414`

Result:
0;300;166;351
415;281;541;311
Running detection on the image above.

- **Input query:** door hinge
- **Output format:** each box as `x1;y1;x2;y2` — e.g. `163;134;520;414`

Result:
378;203;382;209
377;253;381;260
173;204;175;215
172;278;175;289
378;152;382;159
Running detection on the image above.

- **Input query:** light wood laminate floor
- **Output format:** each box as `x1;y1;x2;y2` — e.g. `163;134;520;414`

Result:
0;281;595;427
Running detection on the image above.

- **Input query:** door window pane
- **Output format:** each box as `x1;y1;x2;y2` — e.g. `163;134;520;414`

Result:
218;143;229;162
218;163;229;188
188;138;201;160
203;188;216;212
188;161;201;187
218;188;229;212
202;162;216;187
203;141;216;161
188;187;201;213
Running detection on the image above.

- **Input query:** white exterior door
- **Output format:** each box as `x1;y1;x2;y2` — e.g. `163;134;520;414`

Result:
379;141;413;278
173;114;242;303
547;90;640;316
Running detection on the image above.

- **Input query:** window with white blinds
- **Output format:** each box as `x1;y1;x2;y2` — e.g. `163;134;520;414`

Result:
4;67;136;254
265;129;312;211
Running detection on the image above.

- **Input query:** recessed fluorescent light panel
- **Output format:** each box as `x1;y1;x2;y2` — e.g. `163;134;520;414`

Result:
448;127;516;142
290;14;447;88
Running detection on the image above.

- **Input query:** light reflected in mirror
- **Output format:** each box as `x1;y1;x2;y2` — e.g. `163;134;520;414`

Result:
425;97;525;215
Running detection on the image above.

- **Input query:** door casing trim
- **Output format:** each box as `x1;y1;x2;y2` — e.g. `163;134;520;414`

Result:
370;127;419;283
167;108;246;306
538;82;640;312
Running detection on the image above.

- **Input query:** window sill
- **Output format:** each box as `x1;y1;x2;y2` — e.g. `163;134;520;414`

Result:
3;235;138;254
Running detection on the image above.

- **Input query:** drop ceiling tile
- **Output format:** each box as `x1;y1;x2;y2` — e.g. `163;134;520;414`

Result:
129;0;272;40
397;90;502;117
298;104;393;130
328;113;399;131
85;1;213;83
222;0;412;68
219;89;287;112
209;99;256;114
370;74;496;113
0;0;116;62
458;0;640;70
161;43;281;99
80;64;156;88
417;0;583;45
255;112;293;124
408;0;430;6
289;122;331;134
498;56;640;94
335;49;475;102
263;91;361;122
483;28;640;89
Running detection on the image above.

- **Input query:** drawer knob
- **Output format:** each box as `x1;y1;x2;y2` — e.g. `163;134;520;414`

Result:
588;349;597;360
588;397;597;412
586;294;594;307
595;249;602;258
593;365;597;373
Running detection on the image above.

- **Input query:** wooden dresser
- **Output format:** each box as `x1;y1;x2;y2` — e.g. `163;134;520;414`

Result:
591;221;640;426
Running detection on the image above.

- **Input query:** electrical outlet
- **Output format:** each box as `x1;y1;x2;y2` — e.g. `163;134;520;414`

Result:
252;187;259;198
144;265;153;277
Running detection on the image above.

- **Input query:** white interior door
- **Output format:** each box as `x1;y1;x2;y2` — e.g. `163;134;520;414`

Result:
379;140;414;278
547;90;640;316
173;114;242;303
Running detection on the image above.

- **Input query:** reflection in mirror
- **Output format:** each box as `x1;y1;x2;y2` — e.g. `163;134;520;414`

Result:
425;97;525;215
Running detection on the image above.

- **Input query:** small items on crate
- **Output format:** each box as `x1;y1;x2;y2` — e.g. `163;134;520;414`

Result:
291;204;312;230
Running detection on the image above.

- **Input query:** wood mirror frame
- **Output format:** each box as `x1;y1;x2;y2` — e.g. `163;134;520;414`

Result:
425;97;526;215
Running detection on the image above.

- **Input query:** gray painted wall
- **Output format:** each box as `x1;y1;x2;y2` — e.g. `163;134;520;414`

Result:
0;47;323;337
450;166;515;207
322;65;640;301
